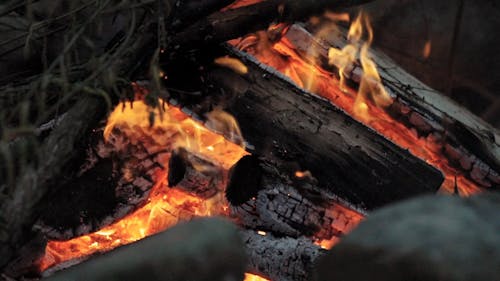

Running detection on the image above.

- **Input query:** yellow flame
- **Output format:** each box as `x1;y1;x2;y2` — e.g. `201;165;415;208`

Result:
205;109;245;147
328;46;356;90
104;100;246;170
324;11;350;22
328;12;392;121
347;13;364;42
214;57;249;75
41;98;248;271
244;273;270;281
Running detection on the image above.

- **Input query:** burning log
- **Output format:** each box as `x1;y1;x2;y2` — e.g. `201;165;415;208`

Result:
171;0;375;49
35;127;165;240
0;97;107;268
0;11;158;269
42;218;247;281
227;156;363;240
283;24;500;190
168;147;226;199
194;48;444;210
241;229;324;281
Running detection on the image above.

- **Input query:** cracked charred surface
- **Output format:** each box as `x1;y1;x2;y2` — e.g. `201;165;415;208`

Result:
241;229;323;281
37;126;162;240
228;157;363;241
194;48;444;210
284;23;500;191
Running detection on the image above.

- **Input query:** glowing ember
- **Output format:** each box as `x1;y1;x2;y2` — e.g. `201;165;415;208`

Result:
423;40;432;59
37;9;479;279
39;96;363;278
244;273;271;281
40;100;248;271
223;0;264;10
231;13;482;196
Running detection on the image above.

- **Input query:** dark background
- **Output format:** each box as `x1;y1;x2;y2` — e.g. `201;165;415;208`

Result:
352;0;500;128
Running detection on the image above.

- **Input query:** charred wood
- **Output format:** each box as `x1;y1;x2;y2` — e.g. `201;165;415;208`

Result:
197;47;444;210
0;96;106;269
0;13;157;269
285;24;500;190
170;0;236;30
171;0;374;50
168;147;226;199
35;127;162;240
241;229;324;281
226;155;263;206
228;156;363;240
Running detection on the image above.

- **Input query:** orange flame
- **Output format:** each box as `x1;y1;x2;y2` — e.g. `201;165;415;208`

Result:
423;40;432;59
40;100;248;271
215;56;249;75
245;273;271;281
328;12;391;121
231;13;481;196
324;11;350;23
40;97;363;279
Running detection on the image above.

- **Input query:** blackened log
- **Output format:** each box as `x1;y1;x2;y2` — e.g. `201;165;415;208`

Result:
43;218;246;281
171;0;374;49
36;127;162;240
0;15;157;269
168;147;226;198
0;97;106;269
284;24;500;189
201;47;444;211
0;0;229;85
228;157;364;240
226;155;263;206
241;229;323;281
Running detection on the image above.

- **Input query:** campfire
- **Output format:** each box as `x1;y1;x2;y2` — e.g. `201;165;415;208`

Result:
0;0;498;281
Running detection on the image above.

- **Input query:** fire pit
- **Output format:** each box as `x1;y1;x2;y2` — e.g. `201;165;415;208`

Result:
0;1;498;281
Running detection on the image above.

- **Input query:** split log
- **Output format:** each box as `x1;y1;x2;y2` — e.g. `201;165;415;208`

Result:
35;127;165;240
284;24;500;189
168;147;226;199
43;218;247;281
227;156;364;240
241;229;323;281
171;0;375;49
193;47;444;210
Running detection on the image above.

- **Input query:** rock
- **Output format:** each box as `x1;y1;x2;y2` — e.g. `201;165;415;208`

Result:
44;217;247;281
313;193;500;281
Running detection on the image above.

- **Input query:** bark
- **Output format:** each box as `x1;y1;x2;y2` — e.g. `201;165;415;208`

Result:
0;0;233;84
170;0;236;30
241;229;324;281
36;127;163;240
0;14;157;269
228;156;364;240
171;0;375;49
43;218;247;281
284;24;500;189
196;46;444;211
0;96;105;268
168;147;226;199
